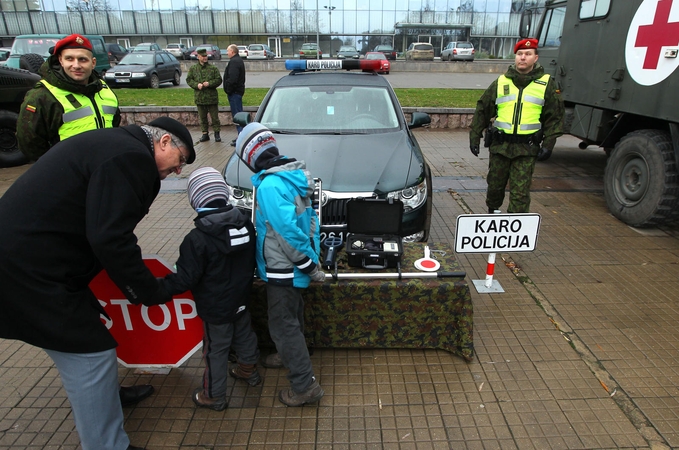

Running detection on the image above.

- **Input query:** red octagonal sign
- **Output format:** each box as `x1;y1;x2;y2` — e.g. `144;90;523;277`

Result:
89;256;203;368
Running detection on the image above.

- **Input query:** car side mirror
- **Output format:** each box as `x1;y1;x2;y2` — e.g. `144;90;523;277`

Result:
233;111;252;126
408;112;431;130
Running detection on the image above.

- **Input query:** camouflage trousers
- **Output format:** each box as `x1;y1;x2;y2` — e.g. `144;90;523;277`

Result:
486;152;537;213
197;104;221;133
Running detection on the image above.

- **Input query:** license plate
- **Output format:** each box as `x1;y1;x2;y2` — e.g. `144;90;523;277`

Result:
116;78;130;83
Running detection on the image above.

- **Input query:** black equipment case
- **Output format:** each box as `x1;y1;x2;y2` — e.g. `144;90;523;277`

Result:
345;198;404;269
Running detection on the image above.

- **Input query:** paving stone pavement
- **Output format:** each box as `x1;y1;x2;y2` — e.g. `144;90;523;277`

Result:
1;127;679;449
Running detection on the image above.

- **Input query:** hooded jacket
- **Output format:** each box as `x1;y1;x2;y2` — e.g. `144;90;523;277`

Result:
251;160;321;288
17;57;121;161
0;125;170;353
161;206;256;324
469;62;564;158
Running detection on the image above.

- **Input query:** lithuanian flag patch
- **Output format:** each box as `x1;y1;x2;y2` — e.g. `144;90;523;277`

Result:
25;104;36;113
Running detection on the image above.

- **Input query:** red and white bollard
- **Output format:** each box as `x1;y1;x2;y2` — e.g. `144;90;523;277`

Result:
472;210;505;293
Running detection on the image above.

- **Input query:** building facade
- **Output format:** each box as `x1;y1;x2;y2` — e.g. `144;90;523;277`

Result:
0;0;544;58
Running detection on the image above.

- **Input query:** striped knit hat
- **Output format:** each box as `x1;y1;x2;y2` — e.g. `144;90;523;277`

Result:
235;122;280;172
187;167;229;210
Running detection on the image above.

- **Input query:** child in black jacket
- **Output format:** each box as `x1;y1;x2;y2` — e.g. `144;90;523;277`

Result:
161;167;260;411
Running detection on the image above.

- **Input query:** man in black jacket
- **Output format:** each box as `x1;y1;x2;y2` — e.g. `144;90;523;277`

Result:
223;43;246;146
0;117;195;450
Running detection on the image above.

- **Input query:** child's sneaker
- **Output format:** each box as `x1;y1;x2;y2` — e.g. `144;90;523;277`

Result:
229;363;262;386
191;387;227;411
278;378;324;407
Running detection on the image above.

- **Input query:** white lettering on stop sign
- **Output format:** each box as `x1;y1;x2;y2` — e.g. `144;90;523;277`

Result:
100;298;198;331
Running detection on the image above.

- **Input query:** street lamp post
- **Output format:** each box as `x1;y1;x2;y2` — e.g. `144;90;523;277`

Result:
324;4;336;55
316;0;320;59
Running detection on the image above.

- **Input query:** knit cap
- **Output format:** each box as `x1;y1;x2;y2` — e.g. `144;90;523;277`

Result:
235;122;280;172
187;167;229;210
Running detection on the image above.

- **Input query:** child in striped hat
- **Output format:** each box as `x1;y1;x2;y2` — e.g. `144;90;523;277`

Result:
160;166;262;411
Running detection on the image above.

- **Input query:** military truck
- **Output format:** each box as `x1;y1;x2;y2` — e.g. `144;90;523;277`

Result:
521;0;679;227
0;65;40;168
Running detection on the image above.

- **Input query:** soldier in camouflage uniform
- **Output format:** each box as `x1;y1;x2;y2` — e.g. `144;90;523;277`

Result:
17;34;120;161
469;38;564;213
187;48;223;142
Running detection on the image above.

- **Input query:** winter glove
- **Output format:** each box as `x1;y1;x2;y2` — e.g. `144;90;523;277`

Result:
142;278;173;306
470;145;480;157
309;267;326;282
537;147;552;161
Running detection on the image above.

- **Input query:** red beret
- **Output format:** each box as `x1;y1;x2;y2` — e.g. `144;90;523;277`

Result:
53;34;93;55
514;38;538;54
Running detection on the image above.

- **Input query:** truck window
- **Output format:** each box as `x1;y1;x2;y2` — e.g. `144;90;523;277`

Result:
579;0;610;20
538;5;566;48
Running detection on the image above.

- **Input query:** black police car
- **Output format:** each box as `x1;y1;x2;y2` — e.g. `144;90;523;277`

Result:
223;59;432;242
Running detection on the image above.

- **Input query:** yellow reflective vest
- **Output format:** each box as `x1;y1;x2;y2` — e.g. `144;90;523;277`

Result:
41;80;118;141
494;74;550;135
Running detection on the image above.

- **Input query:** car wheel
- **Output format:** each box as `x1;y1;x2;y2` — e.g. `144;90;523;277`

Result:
172;71;180;86
0;110;29;168
149;74;160;89
19;53;44;74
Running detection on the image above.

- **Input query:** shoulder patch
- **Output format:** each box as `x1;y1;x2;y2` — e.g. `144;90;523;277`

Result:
25;104;36;113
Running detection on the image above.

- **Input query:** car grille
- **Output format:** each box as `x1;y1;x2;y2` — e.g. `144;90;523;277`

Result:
114;72;131;77
322;198;349;226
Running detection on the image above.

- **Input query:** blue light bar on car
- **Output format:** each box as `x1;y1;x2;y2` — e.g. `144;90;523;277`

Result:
285;59;383;71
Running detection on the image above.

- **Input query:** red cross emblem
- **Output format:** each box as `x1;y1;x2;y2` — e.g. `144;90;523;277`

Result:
635;0;679;69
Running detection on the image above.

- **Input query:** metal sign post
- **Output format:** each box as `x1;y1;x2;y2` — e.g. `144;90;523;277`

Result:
454;212;541;294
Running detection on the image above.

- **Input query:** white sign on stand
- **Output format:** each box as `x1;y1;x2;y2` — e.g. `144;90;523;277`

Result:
455;213;541;293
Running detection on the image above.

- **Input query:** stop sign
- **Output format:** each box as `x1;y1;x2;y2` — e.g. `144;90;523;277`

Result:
90;255;203;368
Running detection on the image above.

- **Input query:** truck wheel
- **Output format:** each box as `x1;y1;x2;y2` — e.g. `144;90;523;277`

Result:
0;110;30;168
604;129;679;227
19;53;45;74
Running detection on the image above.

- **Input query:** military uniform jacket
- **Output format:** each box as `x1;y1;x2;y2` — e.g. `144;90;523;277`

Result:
186;62;223;105
17;57;121;161
469;63;564;158
223;55;246;96
161;206;256;324
0;125;169;353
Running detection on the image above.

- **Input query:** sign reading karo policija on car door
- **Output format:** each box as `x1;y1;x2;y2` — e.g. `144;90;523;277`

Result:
89;256;203;368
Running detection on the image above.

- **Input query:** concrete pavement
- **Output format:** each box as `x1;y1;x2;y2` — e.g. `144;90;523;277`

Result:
1;128;679;449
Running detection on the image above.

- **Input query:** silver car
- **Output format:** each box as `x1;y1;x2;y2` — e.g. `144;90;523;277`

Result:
441;41;475;61
165;43;188;60
247;44;274;60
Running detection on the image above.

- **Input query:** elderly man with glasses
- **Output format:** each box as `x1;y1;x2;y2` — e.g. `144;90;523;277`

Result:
0;116;195;450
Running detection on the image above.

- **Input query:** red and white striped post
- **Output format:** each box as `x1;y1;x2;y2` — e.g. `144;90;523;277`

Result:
471;209;505;293
484;252;496;288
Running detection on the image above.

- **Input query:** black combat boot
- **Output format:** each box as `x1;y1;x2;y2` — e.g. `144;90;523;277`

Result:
214;131;221;142
199;133;210;142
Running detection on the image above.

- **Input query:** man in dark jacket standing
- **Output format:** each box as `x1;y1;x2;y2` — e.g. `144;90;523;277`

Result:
469;38;564;213
0;117;195;450
17;34;121;161
187;47;223;143
223;43;246;146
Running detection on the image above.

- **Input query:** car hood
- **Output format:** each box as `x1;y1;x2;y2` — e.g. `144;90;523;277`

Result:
225;131;425;194
112;63;154;72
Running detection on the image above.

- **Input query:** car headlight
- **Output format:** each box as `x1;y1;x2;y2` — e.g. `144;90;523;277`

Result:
131;73;147;78
387;179;427;212
104;72;114;79
226;184;254;210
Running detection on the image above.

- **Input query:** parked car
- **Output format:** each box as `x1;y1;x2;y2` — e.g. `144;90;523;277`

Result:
336;45;359;59
372;44;397;60
247;44;274;60
0;65;41;168
165;43;190;60
364;52;390;74
105;43;128;63
6;34;111;74
103;50;181;88
405;42;435;61
190;44;221;60
441;41;475;61
132;42;161;52
299;43;322;59
237;45;248;59
224;60;432;242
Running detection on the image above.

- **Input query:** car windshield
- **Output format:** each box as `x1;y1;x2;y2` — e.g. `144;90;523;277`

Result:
458;42;473;48
119;53;154;65
339;46;356;52
302;44;317;49
366;53;386;60
250;45;263;50
260;85;399;133
11;37;59;56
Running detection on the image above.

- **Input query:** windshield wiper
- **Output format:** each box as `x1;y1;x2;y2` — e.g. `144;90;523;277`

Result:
269;129;302;135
